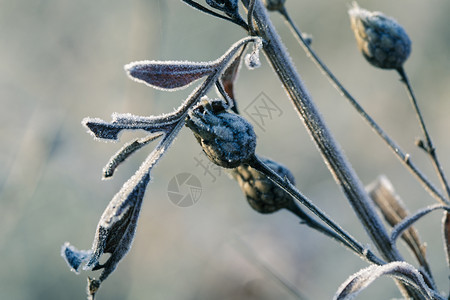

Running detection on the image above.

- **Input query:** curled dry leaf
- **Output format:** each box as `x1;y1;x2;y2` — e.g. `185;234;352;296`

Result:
103;133;163;179
218;47;245;112
444;212;450;269
62;170;150;298
82;112;178;141
390;204;450;245
125;60;218;91
367;176;430;275
334;262;442;300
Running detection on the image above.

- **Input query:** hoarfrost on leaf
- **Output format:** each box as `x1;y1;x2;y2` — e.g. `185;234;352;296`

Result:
333;261;442;300
125;60;219;91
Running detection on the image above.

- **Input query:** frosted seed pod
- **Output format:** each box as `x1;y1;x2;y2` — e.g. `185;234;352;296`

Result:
231;157;295;214
348;3;411;69
263;0;286;11
186;99;256;168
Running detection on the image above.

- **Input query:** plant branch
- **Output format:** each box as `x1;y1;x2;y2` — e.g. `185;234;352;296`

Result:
242;0;400;262
241;2;424;298
397;67;450;200
249;155;385;266
277;7;448;206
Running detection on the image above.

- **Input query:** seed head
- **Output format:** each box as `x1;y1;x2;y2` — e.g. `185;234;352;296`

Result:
349;2;411;69
263;0;286;11
232;157;295;214
186;99;256;168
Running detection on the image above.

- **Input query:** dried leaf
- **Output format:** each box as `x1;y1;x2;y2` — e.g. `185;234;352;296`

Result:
61;122;185;299
390;204;450;245
85;172;149;277
443;212;450;269
205;0;247;28
217;47;245;113
103;133;163;179
125;60;218;91
206;0;239;12
82;113;177;141
61;243;92;274
181;0;248;30
334;262;440;300
83;117;126;141
367;176;429;274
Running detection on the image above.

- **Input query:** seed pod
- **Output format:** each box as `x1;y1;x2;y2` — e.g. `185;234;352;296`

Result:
263;0;286;11
186;99;256;168
348;3;411;69
231;157;295;214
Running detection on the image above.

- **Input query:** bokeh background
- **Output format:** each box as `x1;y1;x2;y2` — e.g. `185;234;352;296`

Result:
1;0;449;299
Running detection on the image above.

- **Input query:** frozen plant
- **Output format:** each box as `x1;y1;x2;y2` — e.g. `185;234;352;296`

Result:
61;1;450;299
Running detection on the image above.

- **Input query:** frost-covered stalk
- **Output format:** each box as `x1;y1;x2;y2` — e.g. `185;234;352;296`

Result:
241;0;422;298
273;2;448;206
243;0;393;260
61;36;262;299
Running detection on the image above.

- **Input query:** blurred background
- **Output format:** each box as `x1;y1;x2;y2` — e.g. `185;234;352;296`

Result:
1;0;449;299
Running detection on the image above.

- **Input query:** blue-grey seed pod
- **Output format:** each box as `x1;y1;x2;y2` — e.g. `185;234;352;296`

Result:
349;3;411;69
263;0;286;11
231;157;295;214
186;99;256;168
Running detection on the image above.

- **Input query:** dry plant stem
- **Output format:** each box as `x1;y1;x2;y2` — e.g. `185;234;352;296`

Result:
397;67;450;200
243;2;422;298
249;155;385;266
286;201;355;250
251;158;439;296
244;0;398;262
278;7;448;206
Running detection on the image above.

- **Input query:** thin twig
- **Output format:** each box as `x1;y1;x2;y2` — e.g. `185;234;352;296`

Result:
286;201;354;250
278;7;448;206
397;67;450;200
242;0;398;262
249;155;385;266
247;0;256;34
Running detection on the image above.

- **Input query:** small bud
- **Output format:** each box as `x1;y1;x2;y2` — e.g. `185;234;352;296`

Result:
231;157;295;214
186;99;256;168
263;0;286;11
348;2;411;69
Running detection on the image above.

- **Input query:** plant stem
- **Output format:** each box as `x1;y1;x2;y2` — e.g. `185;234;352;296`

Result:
285;201;353;249
242;1;424;298
244;0;397;262
397;67;450;200
278;7;448;206
249;155;385;266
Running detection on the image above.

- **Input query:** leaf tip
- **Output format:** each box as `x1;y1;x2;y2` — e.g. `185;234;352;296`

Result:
61;242;92;274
